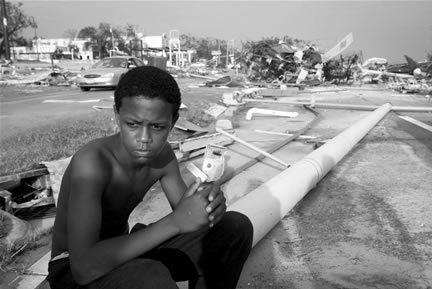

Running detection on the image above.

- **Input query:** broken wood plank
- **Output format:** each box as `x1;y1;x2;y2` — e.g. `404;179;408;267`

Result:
175;117;208;132
178;132;234;153
0;167;49;184
175;138;233;162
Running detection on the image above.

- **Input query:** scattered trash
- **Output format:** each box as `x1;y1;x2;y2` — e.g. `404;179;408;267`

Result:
204;103;227;118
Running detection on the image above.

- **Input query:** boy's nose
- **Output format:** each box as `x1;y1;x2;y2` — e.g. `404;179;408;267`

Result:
138;128;152;143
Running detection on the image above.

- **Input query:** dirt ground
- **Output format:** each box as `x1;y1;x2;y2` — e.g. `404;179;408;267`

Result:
237;115;432;288
1;78;432;288
232;90;432;289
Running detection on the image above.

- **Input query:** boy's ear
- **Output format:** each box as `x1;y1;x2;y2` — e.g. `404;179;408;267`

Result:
113;105;120;127
172;112;179;128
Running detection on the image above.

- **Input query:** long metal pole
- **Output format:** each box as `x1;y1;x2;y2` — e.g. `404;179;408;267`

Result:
245;99;432;113
228;103;393;246
1;0;10;60
111;26;114;54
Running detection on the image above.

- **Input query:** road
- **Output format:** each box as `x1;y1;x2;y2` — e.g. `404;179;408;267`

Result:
0;77;224;140
0;87;116;140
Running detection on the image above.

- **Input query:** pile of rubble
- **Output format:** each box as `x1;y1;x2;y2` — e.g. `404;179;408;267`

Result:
2;34;432;95
0;59;79;87
168;35;432;94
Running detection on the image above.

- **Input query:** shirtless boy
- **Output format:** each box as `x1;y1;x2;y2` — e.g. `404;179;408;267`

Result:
47;66;253;289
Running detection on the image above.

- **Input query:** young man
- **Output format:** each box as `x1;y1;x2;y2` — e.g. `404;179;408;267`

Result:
47;66;253;289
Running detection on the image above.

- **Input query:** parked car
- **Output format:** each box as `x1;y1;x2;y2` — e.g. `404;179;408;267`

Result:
76;56;145;91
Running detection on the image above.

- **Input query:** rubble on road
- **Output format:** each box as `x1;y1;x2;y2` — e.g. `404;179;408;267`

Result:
1;35;431;95
0;60;80;87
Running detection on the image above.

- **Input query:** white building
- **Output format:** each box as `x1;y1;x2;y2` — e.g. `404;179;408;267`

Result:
31;38;94;60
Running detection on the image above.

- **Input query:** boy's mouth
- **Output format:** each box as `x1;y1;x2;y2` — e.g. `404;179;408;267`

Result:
133;149;152;157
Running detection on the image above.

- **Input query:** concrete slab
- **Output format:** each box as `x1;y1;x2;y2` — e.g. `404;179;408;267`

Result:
14;252;50;289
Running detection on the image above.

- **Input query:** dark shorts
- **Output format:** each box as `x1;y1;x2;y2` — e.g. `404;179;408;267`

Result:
47;211;253;289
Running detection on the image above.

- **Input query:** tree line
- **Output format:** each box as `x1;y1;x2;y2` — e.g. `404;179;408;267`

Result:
0;1;308;62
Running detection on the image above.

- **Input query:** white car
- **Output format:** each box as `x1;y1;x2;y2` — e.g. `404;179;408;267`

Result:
76;56;145;91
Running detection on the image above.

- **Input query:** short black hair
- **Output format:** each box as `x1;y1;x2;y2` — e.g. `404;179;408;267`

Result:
114;66;181;117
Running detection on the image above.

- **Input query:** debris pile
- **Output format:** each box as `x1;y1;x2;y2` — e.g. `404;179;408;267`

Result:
0;59;79;87
237;40;299;82
1;32;432;92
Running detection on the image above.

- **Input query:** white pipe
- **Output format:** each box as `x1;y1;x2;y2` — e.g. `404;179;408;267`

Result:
392;106;432;113
245;108;299;120
228;103;392;246
244;99;432;113
360;68;413;79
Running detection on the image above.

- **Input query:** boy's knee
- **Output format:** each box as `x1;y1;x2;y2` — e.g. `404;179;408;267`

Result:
95;259;177;289
221;211;253;245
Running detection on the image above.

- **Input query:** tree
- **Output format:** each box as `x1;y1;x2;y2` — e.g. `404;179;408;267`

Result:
1;1;37;57
77;23;125;59
67;43;79;59
179;34;227;61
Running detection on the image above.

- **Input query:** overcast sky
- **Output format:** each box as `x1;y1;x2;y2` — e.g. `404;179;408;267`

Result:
15;0;432;63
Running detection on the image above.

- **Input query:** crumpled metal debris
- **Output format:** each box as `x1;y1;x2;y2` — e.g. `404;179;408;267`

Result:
235;39;362;86
236;40;299;82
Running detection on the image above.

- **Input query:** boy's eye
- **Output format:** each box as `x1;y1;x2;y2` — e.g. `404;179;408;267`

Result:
127;122;138;128
152;124;166;130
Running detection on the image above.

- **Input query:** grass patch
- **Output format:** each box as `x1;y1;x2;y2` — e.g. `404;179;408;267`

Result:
0;106;214;177
0;111;116;176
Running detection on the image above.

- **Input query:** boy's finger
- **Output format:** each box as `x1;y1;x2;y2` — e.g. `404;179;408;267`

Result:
184;178;201;198
206;194;225;213
208;185;222;202
207;190;222;208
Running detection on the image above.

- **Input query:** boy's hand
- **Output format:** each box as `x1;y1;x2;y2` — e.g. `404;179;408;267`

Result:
170;178;210;233
197;182;227;228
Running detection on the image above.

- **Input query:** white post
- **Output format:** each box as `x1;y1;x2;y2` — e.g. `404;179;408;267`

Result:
228;103;392;246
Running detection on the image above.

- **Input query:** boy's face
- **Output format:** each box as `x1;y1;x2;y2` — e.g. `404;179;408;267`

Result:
114;96;177;165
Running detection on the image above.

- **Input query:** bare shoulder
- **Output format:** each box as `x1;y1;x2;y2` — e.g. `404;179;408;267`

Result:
68;136;115;179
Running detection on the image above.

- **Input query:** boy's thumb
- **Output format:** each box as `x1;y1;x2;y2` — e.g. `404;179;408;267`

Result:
184;178;201;198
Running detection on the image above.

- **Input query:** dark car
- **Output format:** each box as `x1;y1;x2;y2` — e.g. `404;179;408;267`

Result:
76;56;145;91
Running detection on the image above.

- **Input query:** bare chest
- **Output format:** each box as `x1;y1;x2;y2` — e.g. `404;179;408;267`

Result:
102;167;162;219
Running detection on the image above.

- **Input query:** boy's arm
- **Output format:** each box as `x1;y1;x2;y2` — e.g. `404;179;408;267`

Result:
159;146;227;228
158;146;188;208
66;149;190;285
